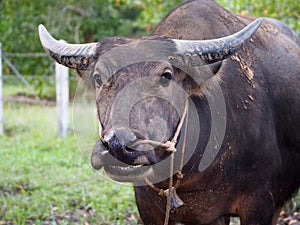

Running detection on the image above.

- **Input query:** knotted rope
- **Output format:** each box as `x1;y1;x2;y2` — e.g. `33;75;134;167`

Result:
98;98;189;225
132;98;189;225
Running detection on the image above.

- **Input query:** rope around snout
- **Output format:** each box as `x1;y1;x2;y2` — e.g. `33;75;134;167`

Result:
130;140;177;153
132;98;189;225
98;98;189;225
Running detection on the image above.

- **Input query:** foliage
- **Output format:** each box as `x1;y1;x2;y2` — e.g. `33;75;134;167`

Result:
217;0;300;33
1;0;299;98
0;0;181;98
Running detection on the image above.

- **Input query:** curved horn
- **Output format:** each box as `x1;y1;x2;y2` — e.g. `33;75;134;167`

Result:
171;18;263;66
38;24;99;70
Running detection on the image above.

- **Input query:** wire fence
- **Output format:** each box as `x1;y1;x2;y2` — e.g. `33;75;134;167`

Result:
0;45;70;137
2;52;41;99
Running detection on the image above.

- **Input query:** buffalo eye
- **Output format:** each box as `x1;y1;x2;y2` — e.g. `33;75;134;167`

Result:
93;73;103;88
159;71;172;87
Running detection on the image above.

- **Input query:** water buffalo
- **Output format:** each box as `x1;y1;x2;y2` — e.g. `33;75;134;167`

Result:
39;0;300;224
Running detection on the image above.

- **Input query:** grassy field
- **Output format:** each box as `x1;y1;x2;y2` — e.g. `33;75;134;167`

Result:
0;87;140;225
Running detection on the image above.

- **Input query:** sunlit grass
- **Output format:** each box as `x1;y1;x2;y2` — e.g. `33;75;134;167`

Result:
0;101;140;225
1;64;299;224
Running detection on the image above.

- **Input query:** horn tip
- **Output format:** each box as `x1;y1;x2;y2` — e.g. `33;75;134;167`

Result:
251;18;264;31
38;24;55;53
38;24;46;37
38;24;45;30
256;17;264;24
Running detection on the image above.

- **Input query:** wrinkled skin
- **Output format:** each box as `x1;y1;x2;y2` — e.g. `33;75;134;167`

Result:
39;0;300;224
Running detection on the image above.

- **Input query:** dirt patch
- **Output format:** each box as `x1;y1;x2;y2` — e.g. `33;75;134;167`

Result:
261;22;279;35
278;211;300;225
4;95;55;106
231;52;255;88
0;210;298;224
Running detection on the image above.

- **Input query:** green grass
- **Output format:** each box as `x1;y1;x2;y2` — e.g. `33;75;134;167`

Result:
1;83;299;225
0;101;140;225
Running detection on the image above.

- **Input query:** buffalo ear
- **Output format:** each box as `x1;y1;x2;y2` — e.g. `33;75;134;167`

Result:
208;61;222;75
76;69;86;78
75;69;96;91
169;54;217;82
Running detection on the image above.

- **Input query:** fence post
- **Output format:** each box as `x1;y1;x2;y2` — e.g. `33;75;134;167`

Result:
55;61;69;138
0;43;3;135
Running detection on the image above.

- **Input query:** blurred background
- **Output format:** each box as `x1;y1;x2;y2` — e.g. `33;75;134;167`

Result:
1;0;299;100
0;0;299;224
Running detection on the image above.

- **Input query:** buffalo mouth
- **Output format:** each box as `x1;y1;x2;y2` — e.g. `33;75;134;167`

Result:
91;141;154;182
103;163;153;182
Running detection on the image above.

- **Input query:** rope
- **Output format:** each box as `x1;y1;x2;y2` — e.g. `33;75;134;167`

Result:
175;100;189;189
164;151;174;225
98;98;189;225
144;177;164;196
130;139;176;152
139;98;189;225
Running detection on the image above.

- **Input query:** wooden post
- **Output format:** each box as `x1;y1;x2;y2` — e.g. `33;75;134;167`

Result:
0;43;3;135
55;61;69;138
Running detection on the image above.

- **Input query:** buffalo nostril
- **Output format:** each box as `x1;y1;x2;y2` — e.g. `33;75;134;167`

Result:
104;128;137;147
102;128;140;165
115;128;137;146
103;130;116;144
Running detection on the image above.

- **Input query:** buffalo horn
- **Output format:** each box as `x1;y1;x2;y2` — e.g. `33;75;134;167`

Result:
171;18;263;66
38;24;98;70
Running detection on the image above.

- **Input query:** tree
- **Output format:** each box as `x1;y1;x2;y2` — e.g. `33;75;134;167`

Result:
1;0;299;98
217;0;299;33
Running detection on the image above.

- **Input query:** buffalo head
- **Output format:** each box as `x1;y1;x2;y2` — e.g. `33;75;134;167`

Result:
38;19;262;183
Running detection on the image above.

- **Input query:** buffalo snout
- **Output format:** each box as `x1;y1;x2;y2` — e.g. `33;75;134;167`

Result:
103;128;151;166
